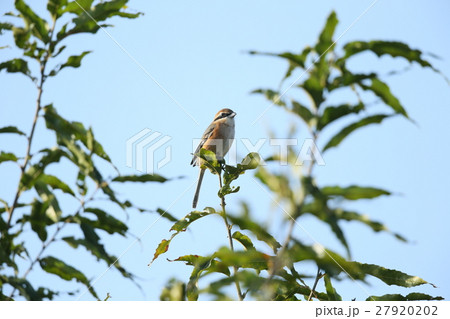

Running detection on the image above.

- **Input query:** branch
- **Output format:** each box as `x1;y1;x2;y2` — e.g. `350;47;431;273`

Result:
218;170;244;301
6;17;58;228
308;267;323;301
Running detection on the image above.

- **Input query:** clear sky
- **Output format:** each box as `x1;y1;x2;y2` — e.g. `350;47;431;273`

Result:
1;0;449;300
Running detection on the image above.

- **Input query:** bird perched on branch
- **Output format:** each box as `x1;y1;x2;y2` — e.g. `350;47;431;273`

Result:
191;108;236;208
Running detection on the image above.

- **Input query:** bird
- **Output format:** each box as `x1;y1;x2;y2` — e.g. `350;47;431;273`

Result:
191;108;236;209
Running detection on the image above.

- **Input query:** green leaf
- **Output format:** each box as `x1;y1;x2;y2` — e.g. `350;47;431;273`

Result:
160;278;186;301
0;59;34;80
227;213;281;254
0;151;18;164
51;51;91;75
315;11;338;55
367;293;443;301
323;114;391;152
215;247;270;271
170;255;230;277
170;209;216;233
342;40;434;69
0;22;13;34
153;208;178;223
44;104;112;164
112;174;168;183
355;262;431;288
0;126;25;136
335;209;407;242
47;0;68;19
83;207;128;236
15;0;50;43
29;199;50;241
186;256;214;300
20;148;67;191
287;240;365;280
37;174;75;196
62;236;133;280
198;148;221;173
292;101;314;125
232;231;255;251
323;274;342;301
39;256;98;299
149;208;217;265
328;72;376;91
149;237;173;266
321;185;390;200
362;78;408;118
64;0;142;37
318;103;364;130
4;277;39;300
34;182;62;222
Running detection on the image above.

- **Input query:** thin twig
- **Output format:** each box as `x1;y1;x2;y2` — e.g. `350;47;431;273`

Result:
308;267;323;301
6;18;57;228
218;170;244;301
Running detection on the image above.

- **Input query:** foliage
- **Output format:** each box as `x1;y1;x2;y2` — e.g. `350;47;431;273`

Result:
155;11;444;301
0;0;173;300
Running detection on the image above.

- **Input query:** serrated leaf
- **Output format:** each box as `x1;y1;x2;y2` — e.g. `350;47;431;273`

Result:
15;0;50;43
334;209;407;242
37;174;75;196
170;255;230;277
362;78;408;118
170;209;216;233
0;126;26;136
62;236;133;280
64;0;142;37
149;237;173;266
323;274;342;301
215;247;270;271
355;262;431;288
292;101;314;125
227;213;281;254
315;11;338;55
47;0;68;19
342;40;434;69
112;174;168;183
232;231;255;251
29;199;49;241
39;256;98;299
318;103;364;130
186;256;214;300
43;104;112;164
56;51;92;74
83;207;128;236
0;59;34;80
322;185;390;200
366;293;443;301
323;114;391;152
0;151;19;164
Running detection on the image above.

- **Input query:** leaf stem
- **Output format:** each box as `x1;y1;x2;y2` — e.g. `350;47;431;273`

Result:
218;170;244;301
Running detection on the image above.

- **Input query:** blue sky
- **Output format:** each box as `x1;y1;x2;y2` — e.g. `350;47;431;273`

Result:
1;0;449;300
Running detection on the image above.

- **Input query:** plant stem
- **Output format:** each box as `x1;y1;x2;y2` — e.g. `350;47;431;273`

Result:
308;267;323;301
6;19;57;229
218;171;244;301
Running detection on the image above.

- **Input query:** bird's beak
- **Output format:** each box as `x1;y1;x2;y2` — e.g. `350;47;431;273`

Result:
230;112;237;118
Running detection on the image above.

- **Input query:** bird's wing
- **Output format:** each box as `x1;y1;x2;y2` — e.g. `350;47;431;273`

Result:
191;122;216;166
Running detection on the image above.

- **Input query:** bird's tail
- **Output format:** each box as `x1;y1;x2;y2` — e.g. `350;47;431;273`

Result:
192;169;205;209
